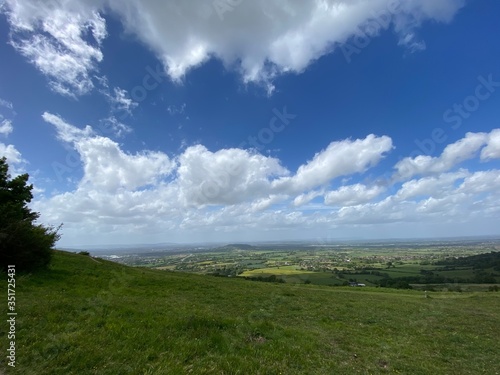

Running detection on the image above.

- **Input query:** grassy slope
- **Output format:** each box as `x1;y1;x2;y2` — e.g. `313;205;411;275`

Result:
1;250;500;375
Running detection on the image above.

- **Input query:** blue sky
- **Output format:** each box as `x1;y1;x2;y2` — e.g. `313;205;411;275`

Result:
1;0;500;246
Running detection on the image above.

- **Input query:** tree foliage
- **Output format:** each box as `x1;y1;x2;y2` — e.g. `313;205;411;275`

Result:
0;157;61;272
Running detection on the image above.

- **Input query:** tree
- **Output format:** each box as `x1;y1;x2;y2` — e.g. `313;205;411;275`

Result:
0;157;61;272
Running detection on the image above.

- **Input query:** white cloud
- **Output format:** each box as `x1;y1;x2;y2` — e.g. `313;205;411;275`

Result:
33;112;500;245
0;98;13;110
103;87;138;116
331;171;499;227
36;114;395;241
324;183;385;206
394;130;496;179
177;145;288;206
110;0;463;88
0;98;15;137
3;0;464;94
76;137;174;192
97;116;132;138
0;143;23;165
397;32;426;52
42;112;174;192
0;120;13;136
273;134;392;194
3;0;106;97
249;195;287;212
167;103;186;115
0;99;23;172
480;129;500;160
293;190;324;207
415;193;469;216
394;171;468;201
456;170;500;195
393;0;465;53
42;112;94;143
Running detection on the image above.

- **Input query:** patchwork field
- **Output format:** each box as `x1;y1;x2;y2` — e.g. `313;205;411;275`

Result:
114;240;500;290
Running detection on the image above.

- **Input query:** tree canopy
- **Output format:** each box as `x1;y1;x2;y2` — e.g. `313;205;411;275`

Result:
0;157;61;272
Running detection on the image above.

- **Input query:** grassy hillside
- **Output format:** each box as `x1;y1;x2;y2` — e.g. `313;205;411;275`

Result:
1;250;500;374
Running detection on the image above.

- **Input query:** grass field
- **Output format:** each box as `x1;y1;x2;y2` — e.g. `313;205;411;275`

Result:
2;250;500;374
239;266;312;276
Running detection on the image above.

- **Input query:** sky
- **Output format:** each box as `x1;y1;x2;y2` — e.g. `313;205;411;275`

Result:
1;0;500;247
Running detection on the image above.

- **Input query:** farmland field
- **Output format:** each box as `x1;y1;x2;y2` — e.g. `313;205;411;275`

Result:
101;238;500;290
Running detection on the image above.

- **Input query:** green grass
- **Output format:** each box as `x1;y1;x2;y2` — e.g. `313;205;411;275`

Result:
1;250;500;374
239;266;313;276
381;264;436;278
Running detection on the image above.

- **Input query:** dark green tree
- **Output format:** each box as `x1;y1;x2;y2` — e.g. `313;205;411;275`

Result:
0;157;61;272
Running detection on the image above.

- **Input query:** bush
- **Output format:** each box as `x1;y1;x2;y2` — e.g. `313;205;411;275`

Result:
0;157;61;272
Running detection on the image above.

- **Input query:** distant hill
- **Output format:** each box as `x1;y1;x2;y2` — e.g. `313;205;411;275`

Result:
3;250;499;374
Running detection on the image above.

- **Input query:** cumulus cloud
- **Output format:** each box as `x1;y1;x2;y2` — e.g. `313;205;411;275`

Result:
324;183;385;206
2;0;465;95
394;130;499;180
394;171;468;201
109;0;464;89
293;190;324;207
332;169;500;227
35;113;394;239
456;170;500;195
273;134;392;194
33;112;500;245
0;143;23;165
42;112;174;192
480;129;500;160
177;145;288;206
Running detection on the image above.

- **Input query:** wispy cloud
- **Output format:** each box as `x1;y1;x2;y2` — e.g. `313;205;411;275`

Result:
0;98;13;110
3;1;106;97
102;87;138;116
167;103;186;115
0;119;13;136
